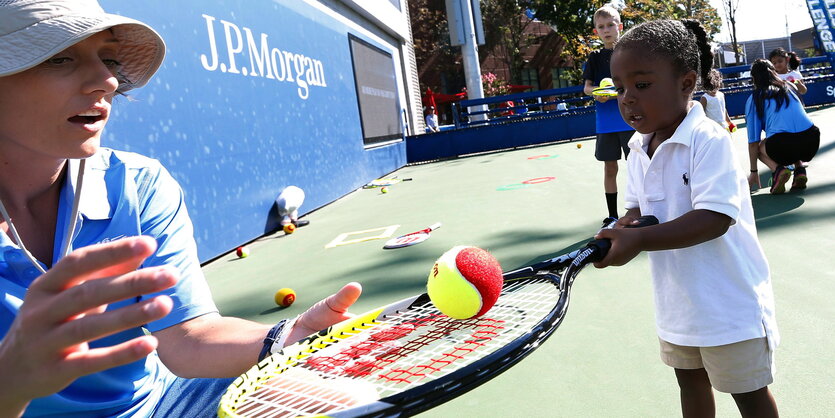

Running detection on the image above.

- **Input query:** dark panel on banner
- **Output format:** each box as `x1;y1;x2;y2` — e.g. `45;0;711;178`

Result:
349;34;403;146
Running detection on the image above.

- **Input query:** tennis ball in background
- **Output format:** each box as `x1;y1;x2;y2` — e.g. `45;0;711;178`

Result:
381;187;389;194
283;223;296;234
274;288;296;307
576;143;582;149
427;246;503;319
236;246;250;258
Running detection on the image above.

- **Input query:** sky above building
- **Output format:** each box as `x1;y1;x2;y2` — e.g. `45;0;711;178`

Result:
708;0;814;42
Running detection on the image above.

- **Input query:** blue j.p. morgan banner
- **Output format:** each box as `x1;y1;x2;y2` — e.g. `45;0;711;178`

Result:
100;0;408;261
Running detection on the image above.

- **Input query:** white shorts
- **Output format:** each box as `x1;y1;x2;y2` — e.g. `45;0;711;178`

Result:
659;337;774;394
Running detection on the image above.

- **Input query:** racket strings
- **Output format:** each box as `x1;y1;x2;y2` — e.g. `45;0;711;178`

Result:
228;278;561;418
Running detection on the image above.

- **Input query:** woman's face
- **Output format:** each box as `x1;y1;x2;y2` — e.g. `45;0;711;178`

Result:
0;31;120;162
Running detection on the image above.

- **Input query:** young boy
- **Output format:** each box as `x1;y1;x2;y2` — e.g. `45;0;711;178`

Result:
582;5;635;227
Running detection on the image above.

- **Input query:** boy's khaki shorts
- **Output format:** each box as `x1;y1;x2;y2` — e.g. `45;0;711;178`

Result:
659;337;774;394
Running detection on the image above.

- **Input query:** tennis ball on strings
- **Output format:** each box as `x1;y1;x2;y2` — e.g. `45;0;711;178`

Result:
236;246;250;258
427;246;503;319
381;187;389;194
274;288;296;307
283;223;296;234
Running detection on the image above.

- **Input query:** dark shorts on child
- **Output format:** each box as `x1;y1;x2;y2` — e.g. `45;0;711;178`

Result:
764;125;820;166
595;130;634;161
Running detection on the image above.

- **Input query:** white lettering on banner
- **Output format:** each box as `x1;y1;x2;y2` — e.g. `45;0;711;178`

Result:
827;85;835;97
361;86;396;99
199;14;327;100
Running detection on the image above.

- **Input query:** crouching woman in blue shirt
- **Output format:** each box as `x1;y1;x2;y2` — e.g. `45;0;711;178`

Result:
745;59;820;194
0;1;362;416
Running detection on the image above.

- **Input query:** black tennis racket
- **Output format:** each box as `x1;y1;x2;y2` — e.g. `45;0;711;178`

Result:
218;216;658;418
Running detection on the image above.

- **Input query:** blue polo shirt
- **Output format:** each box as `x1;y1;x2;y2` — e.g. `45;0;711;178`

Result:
0;149;218;417
745;91;813;143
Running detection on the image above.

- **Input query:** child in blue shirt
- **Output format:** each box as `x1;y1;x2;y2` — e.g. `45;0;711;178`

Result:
582;5;635;226
745;58;819;193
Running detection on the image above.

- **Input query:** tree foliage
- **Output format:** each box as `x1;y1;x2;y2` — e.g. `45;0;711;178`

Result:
409;0;724;92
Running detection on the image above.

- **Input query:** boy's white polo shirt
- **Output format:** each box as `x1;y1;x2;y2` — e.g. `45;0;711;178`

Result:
624;102;778;349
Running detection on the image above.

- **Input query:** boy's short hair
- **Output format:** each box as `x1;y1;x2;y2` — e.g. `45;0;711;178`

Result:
594;5;621;24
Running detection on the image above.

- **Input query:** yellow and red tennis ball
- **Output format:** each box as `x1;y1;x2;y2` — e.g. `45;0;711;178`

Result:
381;187;389;194
236;246;250;258
427;246;503;319
283;223;296;234
274;288;296;307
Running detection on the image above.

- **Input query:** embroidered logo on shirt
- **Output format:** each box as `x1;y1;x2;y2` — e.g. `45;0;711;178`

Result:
682;172;689;186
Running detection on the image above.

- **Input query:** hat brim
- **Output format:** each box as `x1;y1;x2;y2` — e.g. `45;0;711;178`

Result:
0;13;165;91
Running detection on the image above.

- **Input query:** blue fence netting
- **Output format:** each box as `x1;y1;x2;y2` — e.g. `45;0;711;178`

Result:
407;56;835;163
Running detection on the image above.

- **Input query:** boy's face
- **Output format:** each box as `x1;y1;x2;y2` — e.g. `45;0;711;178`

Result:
611;48;696;141
593;15;622;46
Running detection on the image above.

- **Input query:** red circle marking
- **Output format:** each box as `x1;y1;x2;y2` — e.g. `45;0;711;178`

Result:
522;177;555;184
283;294;295;305
527;155;550;160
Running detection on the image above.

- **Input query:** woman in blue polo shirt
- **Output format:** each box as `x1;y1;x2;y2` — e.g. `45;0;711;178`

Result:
0;1;362;416
745;58;820;194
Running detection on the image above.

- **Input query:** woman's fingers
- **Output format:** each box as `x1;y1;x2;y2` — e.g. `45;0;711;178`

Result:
59;335;160;383
48;295;173;351
31;236;157;294
43;267;177;326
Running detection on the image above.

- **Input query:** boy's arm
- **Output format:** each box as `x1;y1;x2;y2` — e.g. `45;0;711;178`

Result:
583;79;596;96
594;209;732;267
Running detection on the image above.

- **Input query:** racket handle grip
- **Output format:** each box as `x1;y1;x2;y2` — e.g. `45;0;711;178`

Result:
585;215;660;262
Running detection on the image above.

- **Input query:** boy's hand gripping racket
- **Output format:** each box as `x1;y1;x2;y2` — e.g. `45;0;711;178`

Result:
382;223;441;249
219;216;658;418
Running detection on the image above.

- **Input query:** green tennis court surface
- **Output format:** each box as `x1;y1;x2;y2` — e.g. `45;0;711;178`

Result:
205;105;835;417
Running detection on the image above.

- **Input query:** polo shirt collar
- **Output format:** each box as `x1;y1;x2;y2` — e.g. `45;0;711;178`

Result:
628;101;705;152
66;156;112;221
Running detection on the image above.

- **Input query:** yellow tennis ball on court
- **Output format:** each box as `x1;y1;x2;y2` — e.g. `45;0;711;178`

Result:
283;223;296;234
274;288;296;307
427;246;503;319
576;143;582;149
381;187;389;194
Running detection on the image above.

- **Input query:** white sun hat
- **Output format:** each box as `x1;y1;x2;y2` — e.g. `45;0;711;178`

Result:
0;0;165;91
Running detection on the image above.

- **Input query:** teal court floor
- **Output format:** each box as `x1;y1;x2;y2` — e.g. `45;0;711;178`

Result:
205;105;835;417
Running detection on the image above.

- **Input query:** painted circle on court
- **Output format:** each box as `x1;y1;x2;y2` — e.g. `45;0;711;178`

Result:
496;183;530;191
522;177;555;185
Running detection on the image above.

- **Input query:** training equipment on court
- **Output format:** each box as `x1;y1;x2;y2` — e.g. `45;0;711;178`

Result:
276;186;305;232
426;246;503;319
236;246;250;258
274;288;296;307
283;224;296;234
381;187;389;194
363;177;413;189
382;222;442;249
218;216;659;418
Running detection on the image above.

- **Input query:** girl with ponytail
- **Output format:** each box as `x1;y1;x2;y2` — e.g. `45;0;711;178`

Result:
596;19;780;417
